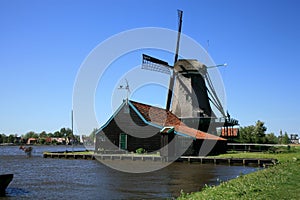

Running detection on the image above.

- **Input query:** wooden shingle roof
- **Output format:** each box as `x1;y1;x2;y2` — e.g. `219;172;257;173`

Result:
130;100;226;141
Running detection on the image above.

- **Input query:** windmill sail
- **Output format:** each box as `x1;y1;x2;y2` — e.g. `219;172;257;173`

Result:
203;73;226;118
142;54;171;75
166;9;183;111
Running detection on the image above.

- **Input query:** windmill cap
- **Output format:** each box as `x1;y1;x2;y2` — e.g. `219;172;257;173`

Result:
174;59;207;73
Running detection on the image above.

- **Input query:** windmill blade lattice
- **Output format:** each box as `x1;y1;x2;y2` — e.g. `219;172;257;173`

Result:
142;54;171;75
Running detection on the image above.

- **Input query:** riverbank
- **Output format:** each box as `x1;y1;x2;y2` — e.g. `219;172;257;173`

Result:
178;146;300;199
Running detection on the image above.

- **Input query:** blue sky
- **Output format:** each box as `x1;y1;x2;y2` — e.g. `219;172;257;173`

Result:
0;0;299;136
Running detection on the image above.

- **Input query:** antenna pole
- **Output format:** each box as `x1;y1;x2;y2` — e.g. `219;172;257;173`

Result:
118;79;130;103
166;10;183;111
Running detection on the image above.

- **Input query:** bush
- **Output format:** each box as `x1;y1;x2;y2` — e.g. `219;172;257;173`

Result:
39;138;46;144
135;148;145;154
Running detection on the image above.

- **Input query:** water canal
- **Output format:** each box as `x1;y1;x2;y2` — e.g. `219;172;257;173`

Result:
0;145;259;199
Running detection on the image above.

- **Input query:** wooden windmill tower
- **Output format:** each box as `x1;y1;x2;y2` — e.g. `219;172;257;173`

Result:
142;10;238;134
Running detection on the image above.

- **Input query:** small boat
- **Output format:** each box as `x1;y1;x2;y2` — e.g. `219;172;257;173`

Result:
0;174;13;196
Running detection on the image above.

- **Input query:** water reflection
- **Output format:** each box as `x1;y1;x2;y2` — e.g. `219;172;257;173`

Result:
0;146;259;199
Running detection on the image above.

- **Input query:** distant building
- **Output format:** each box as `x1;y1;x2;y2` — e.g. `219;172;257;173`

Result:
27;138;38;145
290;134;299;144
219;127;239;138
45;137;52;143
51;137;66;144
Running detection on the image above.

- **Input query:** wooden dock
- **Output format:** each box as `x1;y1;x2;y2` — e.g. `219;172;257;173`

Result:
43;152;277;167
43;152;95;160
43;152;165;161
177;156;277;167
95;154;165;162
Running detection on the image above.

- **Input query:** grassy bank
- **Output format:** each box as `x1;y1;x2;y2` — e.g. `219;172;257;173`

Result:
43;150;94;155
178;146;300;200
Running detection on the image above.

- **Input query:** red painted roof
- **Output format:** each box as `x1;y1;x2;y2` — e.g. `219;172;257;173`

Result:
130;101;226;141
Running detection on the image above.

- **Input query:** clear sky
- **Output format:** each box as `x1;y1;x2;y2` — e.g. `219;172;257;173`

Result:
1;0;299;136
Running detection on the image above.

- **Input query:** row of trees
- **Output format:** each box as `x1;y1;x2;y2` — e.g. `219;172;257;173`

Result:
0;128;79;145
237;120;291;144
0;134;17;144
23;128;73;140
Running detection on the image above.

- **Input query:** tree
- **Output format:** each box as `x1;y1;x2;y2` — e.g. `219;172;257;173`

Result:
238;120;267;144
47;132;54;137
253;120;267;143
53;131;63;138
39;138;46;144
39;131;47;138
59;128;72;138
65;128;73;138
282;132;290;144
239;125;255;143
7;134;15;143
265;133;278;144
24;131;38;139
279;130;283;144
0;134;5;143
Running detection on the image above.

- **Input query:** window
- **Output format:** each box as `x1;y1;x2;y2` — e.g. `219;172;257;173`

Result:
119;133;127;150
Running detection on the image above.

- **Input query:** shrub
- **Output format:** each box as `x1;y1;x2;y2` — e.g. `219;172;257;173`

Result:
135;148;145;154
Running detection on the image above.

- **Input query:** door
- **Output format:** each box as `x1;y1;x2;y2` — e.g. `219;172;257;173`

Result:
119;133;127;150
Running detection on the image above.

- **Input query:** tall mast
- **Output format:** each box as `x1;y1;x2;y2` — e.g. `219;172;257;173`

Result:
166;10;183;111
71;109;74;152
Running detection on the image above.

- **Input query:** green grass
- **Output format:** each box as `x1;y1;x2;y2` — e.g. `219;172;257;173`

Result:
43;151;94;155
209;146;300;163
64;151;94;155
178;146;300;200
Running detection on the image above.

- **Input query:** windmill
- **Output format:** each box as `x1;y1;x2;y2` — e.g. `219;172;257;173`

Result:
141;10;238;134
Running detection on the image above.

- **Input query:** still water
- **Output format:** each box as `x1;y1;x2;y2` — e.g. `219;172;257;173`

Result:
0;145;259;199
